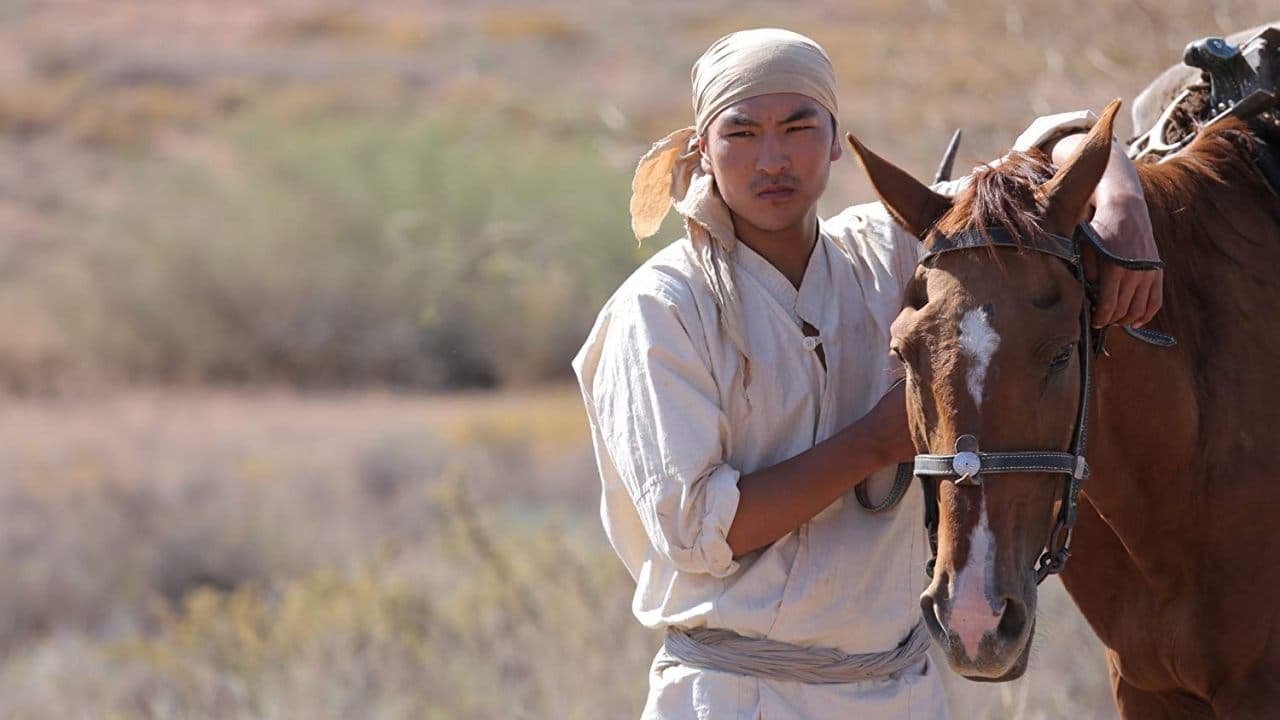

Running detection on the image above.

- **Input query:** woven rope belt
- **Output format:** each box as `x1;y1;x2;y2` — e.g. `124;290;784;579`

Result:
658;621;931;685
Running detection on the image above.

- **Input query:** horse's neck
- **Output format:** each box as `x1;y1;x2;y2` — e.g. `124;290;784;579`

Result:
1081;148;1280;586
1081;334;1201;587
1068;175;1280;684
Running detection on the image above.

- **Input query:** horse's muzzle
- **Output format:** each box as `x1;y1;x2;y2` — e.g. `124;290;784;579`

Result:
920;574;1036;681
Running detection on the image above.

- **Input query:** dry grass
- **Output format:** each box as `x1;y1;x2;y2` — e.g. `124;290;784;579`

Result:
480;9;585;46
0;386;652;718
260;8;434;49
0;386;1118;717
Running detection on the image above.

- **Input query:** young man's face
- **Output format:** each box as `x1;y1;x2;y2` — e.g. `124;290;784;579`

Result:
699;93;841;238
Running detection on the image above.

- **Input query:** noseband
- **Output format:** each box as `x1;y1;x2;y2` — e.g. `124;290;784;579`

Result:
901;223;1167;584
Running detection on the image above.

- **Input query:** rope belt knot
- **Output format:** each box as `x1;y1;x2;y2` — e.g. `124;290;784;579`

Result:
659;621;931;685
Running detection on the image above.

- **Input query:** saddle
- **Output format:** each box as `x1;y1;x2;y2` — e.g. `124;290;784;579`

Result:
1129;27;1280;196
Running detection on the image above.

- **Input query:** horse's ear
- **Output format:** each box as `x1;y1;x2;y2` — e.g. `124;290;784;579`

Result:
1038;99;1122;236
845;132;952;240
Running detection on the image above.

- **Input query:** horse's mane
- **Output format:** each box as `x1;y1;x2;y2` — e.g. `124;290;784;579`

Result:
1135;120;1280;418
931;118;1275;261
1134;119;1274;253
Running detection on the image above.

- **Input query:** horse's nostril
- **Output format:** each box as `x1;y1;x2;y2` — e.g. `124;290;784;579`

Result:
997;597;1028;640
920;593;947;640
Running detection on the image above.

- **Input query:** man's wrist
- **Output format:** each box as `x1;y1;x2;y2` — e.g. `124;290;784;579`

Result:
1094;184;1144;210
1096;145;1146;204
870;414;910;468
837;415;894;487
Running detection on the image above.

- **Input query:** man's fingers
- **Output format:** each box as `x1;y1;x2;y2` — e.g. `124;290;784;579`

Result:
1135;271;1164;327
1112;273;1141;328
1092;268;1165;328
1092;266;1122;327
1119;277;1152;327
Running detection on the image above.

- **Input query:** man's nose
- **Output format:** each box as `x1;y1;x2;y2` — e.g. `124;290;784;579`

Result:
756;135;790;175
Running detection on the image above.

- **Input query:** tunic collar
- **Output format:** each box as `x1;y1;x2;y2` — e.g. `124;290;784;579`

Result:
733;231;833;329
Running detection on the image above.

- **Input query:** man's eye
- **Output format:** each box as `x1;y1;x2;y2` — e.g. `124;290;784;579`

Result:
728;131;754;138
786;125;817;132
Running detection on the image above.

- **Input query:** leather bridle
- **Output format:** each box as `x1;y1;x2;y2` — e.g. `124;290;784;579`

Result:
856;222;1171;584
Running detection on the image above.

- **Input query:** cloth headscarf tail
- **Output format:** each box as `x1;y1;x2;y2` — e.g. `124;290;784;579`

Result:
631;129;754;397
630;127;697;241
627;28;840;398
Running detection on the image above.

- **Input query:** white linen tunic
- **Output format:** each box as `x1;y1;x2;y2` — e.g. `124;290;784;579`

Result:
573;200;942;719
573;114;1093;720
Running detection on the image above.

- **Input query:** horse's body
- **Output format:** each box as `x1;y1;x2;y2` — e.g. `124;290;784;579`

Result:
847;97;1280;716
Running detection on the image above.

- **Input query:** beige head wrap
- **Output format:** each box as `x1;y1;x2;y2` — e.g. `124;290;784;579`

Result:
628;29;838;390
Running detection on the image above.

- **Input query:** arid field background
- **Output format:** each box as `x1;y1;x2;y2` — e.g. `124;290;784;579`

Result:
0;1;1275;717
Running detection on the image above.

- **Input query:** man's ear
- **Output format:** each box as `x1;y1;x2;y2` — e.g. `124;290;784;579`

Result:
845;132;951;240
828;112;842;163
698;134;712;174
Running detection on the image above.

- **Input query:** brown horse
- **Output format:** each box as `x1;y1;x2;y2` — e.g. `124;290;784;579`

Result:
846;100;1280;717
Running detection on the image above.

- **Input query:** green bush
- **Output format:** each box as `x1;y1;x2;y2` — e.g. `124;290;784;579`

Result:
70;110;648;389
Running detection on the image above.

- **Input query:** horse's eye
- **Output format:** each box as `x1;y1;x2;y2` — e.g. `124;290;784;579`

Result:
1048;344;1074;372
890;343;912;372
907;281;928;310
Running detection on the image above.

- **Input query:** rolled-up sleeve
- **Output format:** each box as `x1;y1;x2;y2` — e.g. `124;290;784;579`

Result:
589;287;741;578
1011;109;1098;152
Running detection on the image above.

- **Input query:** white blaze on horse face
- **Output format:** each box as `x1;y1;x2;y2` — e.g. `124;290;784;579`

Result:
959;308;1001;411
948;492;1002;660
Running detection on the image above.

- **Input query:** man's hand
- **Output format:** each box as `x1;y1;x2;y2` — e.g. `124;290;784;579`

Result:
860;380;915;464
1050;135;1164;328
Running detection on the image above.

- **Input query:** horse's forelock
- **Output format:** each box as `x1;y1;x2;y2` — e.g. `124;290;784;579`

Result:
933;150;1059;251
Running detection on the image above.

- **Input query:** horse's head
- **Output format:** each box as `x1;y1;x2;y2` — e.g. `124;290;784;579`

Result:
846;100;1122;680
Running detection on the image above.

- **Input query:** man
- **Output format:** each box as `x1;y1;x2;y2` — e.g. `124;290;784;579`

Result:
573;29;1159;719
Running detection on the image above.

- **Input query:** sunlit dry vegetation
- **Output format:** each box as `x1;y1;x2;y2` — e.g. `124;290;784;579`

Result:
0;387;655;718
0;0;1274;717
0;387;1113;718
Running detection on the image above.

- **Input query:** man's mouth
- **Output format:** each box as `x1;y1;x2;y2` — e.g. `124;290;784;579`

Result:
756;185;796;200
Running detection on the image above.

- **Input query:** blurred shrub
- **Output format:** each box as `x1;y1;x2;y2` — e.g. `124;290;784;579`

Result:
261;8;434;48
0;473;654;719
0;472;284;654
64;110;645;389
264;8;385;43
481;9;585;45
